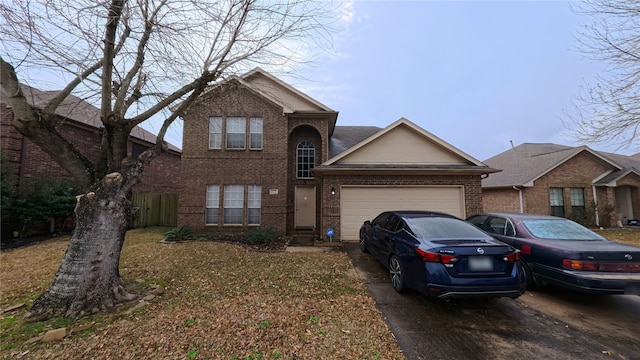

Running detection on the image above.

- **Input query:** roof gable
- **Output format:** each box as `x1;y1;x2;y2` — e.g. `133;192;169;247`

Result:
242;68;335;114
324;118;484;166
482;143;632;188
198;67;338;134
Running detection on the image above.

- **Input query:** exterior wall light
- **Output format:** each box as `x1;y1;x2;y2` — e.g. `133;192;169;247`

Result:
330;187;336;195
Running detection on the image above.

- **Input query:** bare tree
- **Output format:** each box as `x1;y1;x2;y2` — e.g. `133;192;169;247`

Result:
568;0;640;151
0;0;333;319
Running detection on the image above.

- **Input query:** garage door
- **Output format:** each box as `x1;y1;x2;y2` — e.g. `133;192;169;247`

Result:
340;186;465;241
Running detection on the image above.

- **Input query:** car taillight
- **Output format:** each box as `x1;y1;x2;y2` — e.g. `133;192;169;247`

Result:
503;251;520;262
415;248;457;264
562;259;599;271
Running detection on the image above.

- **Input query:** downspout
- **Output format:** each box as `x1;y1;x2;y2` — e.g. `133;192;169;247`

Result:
592;185;600;227
513;186;524;213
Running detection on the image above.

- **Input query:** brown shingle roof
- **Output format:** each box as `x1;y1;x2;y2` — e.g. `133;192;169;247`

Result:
1;84;180;153
482;143;640;188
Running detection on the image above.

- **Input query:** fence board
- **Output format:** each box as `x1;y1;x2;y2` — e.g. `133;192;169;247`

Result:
131;193;178;228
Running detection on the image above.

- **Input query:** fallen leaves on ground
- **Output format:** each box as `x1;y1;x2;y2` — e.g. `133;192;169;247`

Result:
0;228;404;359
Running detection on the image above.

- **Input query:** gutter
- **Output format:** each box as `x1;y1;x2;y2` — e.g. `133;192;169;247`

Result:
592;185;600;227
513;186;524;213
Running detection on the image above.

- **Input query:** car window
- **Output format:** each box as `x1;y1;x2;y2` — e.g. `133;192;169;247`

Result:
467;215;488;227
489;217;507;235
522;219;606;240
372;213;390;227
406;217;493;239
385;215;401;232
505;219;516;237
398;220;414;236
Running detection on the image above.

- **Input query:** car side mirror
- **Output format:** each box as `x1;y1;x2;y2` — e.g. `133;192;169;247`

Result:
364;220;371;226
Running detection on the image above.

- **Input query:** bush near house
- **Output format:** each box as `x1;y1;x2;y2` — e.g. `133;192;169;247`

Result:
1;172;81;242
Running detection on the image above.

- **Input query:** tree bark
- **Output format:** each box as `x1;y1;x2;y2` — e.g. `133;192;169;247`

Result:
28;172;137;319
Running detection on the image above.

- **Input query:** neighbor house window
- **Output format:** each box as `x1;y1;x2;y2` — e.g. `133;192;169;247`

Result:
570;187;586;221
205;185;219;225
209;117;222;149
296;140;315;178
248;185;261;225
250;118;263;150
549;187;565;217
226;117;246;149
223;185;244;224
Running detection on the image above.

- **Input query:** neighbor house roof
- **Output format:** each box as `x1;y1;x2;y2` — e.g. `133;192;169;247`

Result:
482;143;640;188
1;83;181;153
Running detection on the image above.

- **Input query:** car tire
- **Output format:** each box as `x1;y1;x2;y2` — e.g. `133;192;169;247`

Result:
359;230;369;253
389;255;407;293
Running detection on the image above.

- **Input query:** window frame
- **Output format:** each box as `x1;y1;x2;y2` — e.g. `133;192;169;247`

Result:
223;185;244;225
226;117;246;150
248;185;261;225
205;184;220;225
296;140;315;179
208;117;223;149
549;187;565;217
249;117;263;150
570;187;586;221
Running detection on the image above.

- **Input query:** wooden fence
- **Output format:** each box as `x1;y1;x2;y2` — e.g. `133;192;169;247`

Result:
131;193;178;228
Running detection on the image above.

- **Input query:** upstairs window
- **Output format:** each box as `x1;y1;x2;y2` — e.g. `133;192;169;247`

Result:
208;117;222;149
250;117;263;150
549;188;565;217
296;140;315;178
226;117;246;149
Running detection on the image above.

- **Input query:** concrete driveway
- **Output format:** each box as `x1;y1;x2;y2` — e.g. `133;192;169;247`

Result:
343;242;640;360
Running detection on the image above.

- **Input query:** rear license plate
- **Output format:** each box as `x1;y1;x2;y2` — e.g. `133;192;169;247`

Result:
469;256;493;271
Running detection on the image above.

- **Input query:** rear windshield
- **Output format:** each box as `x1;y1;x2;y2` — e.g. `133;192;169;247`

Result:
405;217;493;239
522;219;606;240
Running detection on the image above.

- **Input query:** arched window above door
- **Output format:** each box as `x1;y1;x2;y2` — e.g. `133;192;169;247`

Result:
296;140;315;178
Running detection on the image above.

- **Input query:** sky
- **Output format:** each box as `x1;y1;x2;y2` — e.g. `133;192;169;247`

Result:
265;0;635;161
7;1;635;161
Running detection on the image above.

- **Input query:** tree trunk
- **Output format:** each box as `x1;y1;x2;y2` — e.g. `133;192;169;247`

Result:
28;173;137;319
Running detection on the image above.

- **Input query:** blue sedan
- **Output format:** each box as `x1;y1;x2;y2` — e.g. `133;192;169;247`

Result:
359;210;526;299
467;212;640;295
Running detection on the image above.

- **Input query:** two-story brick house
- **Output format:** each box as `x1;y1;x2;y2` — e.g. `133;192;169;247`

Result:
179;68;498;241
481;143;640;227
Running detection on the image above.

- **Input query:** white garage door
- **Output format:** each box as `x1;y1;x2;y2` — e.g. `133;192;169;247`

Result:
340;186;465;241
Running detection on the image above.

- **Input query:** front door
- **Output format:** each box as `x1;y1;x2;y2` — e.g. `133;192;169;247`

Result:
295;186;316;229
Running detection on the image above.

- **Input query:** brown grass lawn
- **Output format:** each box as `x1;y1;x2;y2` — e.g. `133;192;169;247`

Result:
0;228;404;360
595;228;640;246
2;227;638;359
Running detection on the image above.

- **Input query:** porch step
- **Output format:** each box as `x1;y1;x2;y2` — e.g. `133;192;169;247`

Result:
289;234;315;246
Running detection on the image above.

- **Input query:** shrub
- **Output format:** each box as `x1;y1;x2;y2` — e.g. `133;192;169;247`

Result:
3;175;81;238
246;226;280;245
164;225;194;241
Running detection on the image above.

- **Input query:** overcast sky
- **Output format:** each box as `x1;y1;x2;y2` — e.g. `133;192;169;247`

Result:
10;1;633;161
270;0;634;161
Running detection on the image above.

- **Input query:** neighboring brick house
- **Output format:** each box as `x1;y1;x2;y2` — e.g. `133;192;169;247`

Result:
179;68;498;241
481;143;640;226
1;84;182;237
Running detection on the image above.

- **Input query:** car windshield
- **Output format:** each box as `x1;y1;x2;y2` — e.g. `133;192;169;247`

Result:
405;217;493;239
522;219;606;240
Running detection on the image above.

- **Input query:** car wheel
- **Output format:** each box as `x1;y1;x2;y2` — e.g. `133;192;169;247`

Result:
389;255;406;293
359;230;369;253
